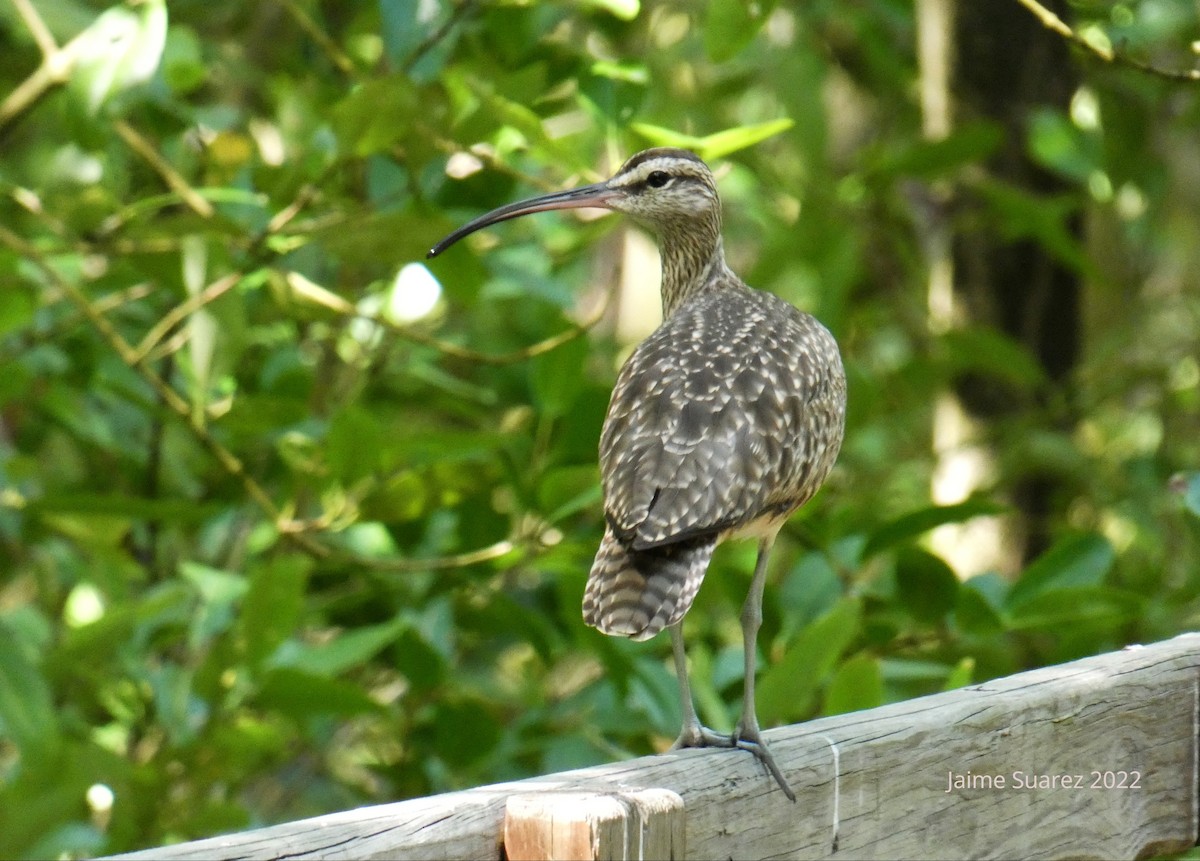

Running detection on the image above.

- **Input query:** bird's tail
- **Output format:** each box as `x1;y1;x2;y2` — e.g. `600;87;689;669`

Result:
583;528;715;641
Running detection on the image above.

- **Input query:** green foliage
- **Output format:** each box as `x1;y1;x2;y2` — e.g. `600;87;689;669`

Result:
0;0;1198;856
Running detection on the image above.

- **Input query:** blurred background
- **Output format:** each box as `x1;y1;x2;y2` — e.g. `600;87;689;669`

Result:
1;0;1198;855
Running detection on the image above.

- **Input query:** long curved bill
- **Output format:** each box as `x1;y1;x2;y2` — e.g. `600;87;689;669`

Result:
427;182;619;258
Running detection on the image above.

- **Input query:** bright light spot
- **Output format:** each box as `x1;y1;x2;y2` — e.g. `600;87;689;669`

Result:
386;264;442;323
1070;87;1101;130
417;0;441;24
445;152;483;179
87;783;115;814
650;9;690;48
766;7;795;45
1115;183;1147;220
350;293;383;348
52;144;104;185
248;119;285;166
1100;511;1137;553
64;582;105;627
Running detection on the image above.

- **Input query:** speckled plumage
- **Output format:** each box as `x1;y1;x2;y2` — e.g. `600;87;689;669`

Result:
580;151;846;642
427;147;846;801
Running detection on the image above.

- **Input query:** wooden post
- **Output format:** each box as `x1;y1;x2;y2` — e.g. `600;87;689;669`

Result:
503;789;684;860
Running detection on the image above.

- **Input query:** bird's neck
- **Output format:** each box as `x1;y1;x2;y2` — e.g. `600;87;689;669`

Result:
657;224;734;318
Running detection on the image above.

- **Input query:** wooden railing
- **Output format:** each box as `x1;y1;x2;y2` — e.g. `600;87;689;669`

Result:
110;633;1200;860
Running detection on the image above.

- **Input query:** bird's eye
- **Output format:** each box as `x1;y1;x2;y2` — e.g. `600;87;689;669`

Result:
646;171;671;189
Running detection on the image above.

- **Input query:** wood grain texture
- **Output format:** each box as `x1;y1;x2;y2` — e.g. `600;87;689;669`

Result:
504;789;684;860
110;634;1200;861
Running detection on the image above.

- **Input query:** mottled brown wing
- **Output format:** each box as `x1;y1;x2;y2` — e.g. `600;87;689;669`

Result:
599;287;845;550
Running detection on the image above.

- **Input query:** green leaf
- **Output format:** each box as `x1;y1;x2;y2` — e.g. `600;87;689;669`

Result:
434;696;502;767
976;179;1093;276
58;582;192;665
161;24;206;94
327;405;384;481
31;492;223;523
880;658;961;682
332;75;418;157
529;334;588;418
0;621;60;760
631;119;794;161
0;289;34;337
472;85;576;166
179;561;248;650
1006;587;1140;630
940;328;1047;390
704;0;778;62
256;668;379;718
363;470;429;522
538;465;602;523
870;122;1003;179
823;653;883;716
955;584;1004;636
777;550;843;640
240;555;311;667
685;642;733;733
895;547;959;624
392;429;511;467
335;522;400;559
272;617;407;677
69;0;168;112
379;0;428;68
393;626;446;691
1006;532;1115;610
628;654;681;736
580;61;647;124
147;662;207;744
1027;108;1097;183
864;499;1006;558
942;657;975;691
757;597;860;724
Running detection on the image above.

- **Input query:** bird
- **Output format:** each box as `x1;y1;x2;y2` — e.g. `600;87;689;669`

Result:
428;147;846;800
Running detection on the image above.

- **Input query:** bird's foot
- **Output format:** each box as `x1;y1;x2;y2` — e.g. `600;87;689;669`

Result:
671;719;796;801
733;722;796;802
670;720;735;751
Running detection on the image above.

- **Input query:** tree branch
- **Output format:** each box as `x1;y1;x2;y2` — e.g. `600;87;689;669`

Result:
0;224;330;559
11;0;59;57
0;0;84;132
1015;0;1200;82
273;0;357;76
114;120;217;218
133;272;242;362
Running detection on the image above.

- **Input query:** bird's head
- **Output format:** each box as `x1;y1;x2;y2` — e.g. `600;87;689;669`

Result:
427;148;720;258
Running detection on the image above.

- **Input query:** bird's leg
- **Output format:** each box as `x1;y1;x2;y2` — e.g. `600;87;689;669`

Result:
733;538;796;801
668;623;733;750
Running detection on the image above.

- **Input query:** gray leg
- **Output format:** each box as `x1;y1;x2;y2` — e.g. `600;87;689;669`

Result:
733;539;796;801
668;623;732;750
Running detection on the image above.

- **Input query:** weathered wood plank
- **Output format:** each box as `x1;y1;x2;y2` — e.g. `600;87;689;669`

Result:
110;634;1200;861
